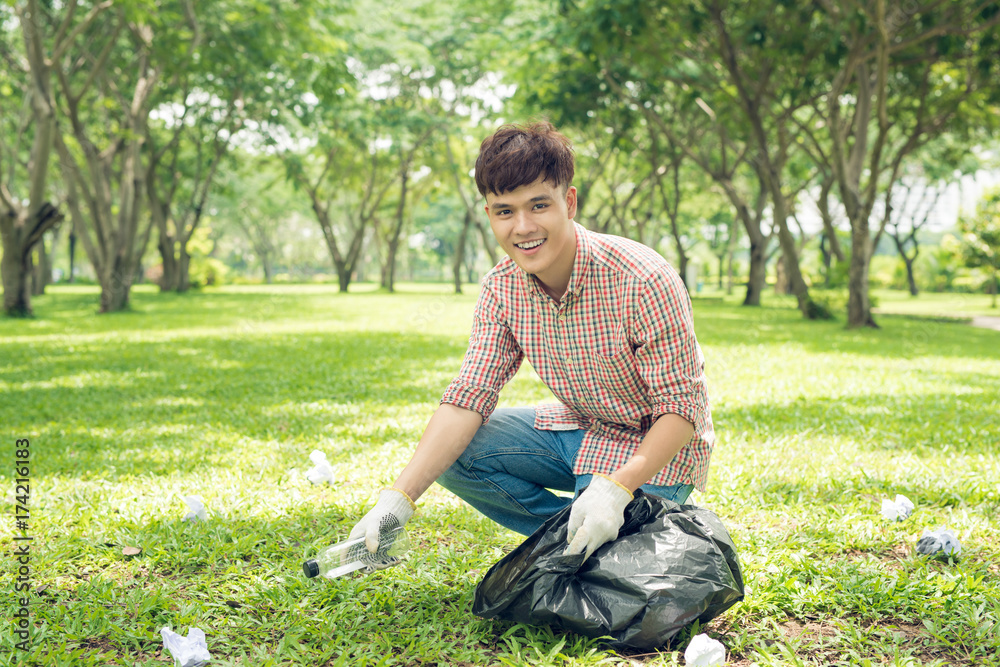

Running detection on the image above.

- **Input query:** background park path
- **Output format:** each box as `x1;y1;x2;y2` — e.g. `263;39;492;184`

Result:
970;315;1000;332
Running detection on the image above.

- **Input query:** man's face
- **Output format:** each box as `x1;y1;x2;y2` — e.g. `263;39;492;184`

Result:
485;177;578;291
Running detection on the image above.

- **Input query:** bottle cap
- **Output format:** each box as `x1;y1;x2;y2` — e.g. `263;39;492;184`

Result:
302;559;320;578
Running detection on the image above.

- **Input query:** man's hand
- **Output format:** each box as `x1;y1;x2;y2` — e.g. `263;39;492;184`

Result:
564;474;633;562
349;488;416;553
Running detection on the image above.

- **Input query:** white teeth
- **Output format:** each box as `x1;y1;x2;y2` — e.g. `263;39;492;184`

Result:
516;239;545;249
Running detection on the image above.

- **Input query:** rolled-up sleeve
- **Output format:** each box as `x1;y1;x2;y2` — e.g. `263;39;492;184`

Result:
440;283;524;422
630;267;707;426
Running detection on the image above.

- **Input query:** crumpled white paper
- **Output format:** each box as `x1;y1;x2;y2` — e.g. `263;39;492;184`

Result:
916;528;962;557
182;495;208;522
304;450;335;485
160;627;210;667
684;633;726;666
880;494;915;521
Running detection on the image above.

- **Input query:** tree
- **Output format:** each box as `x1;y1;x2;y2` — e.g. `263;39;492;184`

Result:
803;0;1000;327
887;138;984;295
210;153;310;284
960;187;1000;308
1;0;110;316
283;108;396;293
697;0;825;317
371;76;438;293
146;83;241;293
52;2;201;312
145;0;324;293
443;133;497;293
420;0;513;291
546;11;776;305
555;1;823;315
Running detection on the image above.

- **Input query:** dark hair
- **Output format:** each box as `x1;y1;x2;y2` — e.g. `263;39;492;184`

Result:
474;121;575;197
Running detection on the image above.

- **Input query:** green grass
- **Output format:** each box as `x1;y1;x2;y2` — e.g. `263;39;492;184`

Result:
871;289;999;320
2;283;998;667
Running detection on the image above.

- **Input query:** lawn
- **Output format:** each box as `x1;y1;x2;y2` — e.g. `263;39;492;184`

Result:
1;283;998;667
871;290;999;320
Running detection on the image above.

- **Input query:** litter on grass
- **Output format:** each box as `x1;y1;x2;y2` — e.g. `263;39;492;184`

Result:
684;633;726;666
160;626;210;667
305;450;335;485
880;494;914;521
182;495;208;522
916;528;961;557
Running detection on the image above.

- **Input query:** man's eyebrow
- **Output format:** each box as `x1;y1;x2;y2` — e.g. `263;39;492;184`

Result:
492;195;553;209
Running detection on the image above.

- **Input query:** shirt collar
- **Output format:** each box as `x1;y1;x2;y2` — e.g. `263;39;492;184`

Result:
520;221;592;302
564;222;591;298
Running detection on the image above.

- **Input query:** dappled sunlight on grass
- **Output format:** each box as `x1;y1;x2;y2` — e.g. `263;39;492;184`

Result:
1;285;998;666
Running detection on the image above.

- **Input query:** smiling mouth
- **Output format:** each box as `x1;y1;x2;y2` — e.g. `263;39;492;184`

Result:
514;239;546;250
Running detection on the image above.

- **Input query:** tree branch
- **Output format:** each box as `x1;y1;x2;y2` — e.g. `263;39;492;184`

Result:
50;0;114;65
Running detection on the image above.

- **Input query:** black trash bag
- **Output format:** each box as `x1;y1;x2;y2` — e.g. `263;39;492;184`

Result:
472;490;744;651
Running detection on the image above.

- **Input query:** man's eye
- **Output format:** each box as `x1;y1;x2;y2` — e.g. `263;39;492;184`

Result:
533;203;548;210
499;209;512;215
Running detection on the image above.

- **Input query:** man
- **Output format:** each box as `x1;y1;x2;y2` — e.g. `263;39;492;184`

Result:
349;121;713;562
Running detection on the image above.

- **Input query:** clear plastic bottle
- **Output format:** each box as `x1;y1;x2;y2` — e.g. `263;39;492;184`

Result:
302;526;410;579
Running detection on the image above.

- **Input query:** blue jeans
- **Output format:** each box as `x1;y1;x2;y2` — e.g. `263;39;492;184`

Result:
437;407;694;536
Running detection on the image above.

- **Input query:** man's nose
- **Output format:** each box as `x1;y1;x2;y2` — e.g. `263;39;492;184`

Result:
512;210;536;234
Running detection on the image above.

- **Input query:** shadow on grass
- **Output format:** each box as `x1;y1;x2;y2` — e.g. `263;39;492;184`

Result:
714;383;1000;458
694;302;1000;360
25;499;511;667
3;331;466;478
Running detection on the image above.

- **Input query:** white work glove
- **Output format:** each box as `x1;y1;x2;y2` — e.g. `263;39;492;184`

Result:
564;474;633;562
349;488;416;554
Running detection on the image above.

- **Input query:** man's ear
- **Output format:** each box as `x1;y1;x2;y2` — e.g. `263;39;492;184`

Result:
565;186;578;220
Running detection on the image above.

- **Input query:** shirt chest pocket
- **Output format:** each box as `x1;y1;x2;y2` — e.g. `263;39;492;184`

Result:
581;342;649;406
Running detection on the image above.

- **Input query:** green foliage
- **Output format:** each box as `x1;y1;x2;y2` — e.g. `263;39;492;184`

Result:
959;187;1000;304
959;188;1000;272
179;226;226;288
2;286;999;665
805;289;880;320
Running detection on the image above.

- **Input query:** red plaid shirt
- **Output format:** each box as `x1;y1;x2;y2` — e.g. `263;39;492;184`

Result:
441;223;714;490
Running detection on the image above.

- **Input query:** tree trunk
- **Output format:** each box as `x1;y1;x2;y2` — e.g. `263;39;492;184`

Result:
891;234;920;297
177;246;191;292
847;228;878;328
383;158;412;294
675;253;689;291
726;246;735;296
453;210;472;294
817;177;845;263
771;190;814;317
820;234;833;287
1;204;63;317
337;264;351;293
68;231;77;283
262;253;274;284
158;232;179;291
990;268;998;309
384;239;400;292
667;213;689;289
774;255;788;295
100;255;135;313
744;237;767;306
2;241;34;317
903;256;918;296
476;218;498;266
725;215;738;296
32;233;51;295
